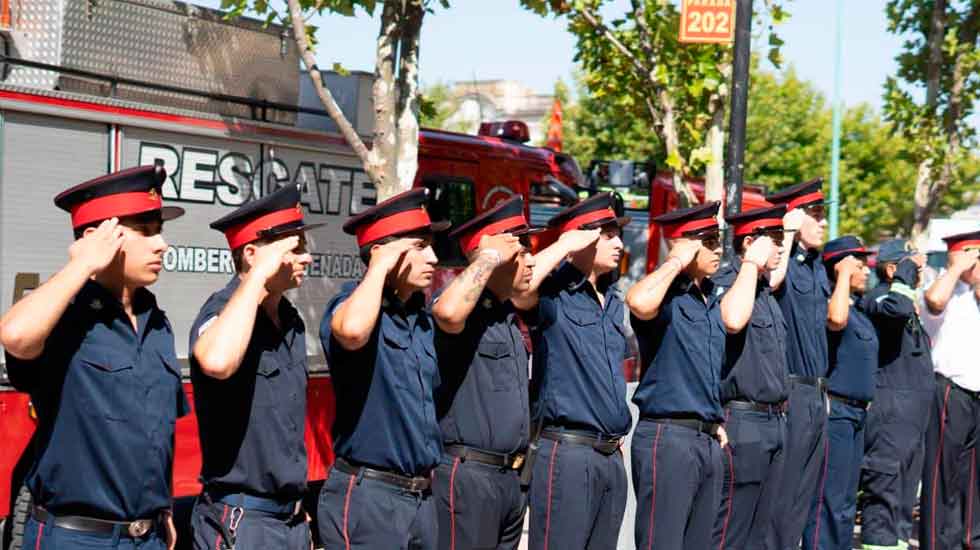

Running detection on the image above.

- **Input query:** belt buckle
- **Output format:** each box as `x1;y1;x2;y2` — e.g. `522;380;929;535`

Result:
127;519;152;538
510;454;525;470
292;500;302;518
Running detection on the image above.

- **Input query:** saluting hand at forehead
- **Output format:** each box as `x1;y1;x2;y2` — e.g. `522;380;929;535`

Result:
370;237;427;273
69;217;126;276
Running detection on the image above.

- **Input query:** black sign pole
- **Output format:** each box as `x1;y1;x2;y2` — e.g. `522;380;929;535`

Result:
723;0;753;260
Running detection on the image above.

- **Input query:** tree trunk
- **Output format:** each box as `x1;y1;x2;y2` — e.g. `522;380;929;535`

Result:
392;0;425;199
285;0;377;184
911;0;948;238
657;89;697;207
369;1;401;200
705;92;726;203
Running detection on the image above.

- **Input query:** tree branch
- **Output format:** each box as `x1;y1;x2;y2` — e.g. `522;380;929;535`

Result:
576;7;656;87
285;0;376;181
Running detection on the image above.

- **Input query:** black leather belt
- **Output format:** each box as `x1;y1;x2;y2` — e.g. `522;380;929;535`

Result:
827;392;871;410
334;458;432;493
31;506;159;538
938;374;980;400
540;429;622;455
204;489;303;518
790;375;828;392
444;444;526;470
725;399;789;415
642;417;721;437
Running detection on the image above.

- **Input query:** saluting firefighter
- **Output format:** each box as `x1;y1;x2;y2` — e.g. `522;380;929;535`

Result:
318;189;450;549
628;202;754;550
918;229;980;550
0;166;188;550
803;237;877;550
187;185;321;550
765;179;833;550
511;192;633;550
857;239;934;550
710;205;792;550
430;196;540;550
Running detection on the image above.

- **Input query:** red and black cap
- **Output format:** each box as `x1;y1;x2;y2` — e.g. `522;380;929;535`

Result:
652;201;720;239
766;177;825;211
726;205;787;236
210;185;326;249
342;188;451;247
449;195;544;255
54;164;185;229
822;235;874;263
546;192;632;232
942;229;980;253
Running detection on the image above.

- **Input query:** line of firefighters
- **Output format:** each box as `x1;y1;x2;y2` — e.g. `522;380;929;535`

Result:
1;166;979;550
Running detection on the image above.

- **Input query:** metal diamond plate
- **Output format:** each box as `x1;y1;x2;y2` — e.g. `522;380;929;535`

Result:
3;0;299;123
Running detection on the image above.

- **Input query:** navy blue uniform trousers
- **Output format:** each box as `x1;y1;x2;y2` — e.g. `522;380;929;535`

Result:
714;407;788;550
190;499;311;550
432;457;526;550
802;399;867;550
317;466;438;550
528;438;627;550
919;377;980;550
631;420;723;550
769;380;829;550
22;516;166;550
859;388;932;548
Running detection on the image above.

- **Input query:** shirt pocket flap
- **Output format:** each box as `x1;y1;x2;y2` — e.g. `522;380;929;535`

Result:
791;276;814;295
257;361;281;377
855;328;875;341
562;305;600;326
477;341;512;360
750;317;774;329
382;330;411;350
677;302;706;323
79;346;133;373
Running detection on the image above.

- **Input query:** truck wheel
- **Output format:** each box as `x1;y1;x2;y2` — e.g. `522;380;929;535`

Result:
6;486;30;550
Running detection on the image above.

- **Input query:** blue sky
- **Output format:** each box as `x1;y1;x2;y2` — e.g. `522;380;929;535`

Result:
195;0;907;113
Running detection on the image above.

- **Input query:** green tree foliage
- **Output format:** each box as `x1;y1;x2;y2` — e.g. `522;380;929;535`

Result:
882;0;980;236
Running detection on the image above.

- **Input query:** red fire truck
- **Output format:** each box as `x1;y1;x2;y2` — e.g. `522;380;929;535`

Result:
0;1;768;548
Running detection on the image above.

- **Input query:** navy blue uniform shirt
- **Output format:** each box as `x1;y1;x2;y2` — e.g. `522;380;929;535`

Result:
5;281;189;520
631;273;726;423
435;290;530;454
774;244;831;378
189;277;308;499
713;260;790;404
861;261;933;390
320;281;442;476
529;262;632;436
827;297;878;402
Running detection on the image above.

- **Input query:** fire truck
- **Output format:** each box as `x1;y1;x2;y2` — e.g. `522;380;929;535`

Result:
0;1;768;548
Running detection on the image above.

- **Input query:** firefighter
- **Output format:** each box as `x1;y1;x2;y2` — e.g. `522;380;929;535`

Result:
186;184;321;550
710;205;791;550
512;192;633;550
317;188;449;549
803;236;877;550
765;178;832;550
430;196;540;550
918;229;980;550
0;166;187;550
857;239;934;550
627;202;749;550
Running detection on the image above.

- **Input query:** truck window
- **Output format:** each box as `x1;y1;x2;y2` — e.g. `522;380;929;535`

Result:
423;176;476;267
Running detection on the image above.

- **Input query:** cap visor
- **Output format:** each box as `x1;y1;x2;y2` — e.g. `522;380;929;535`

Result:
260;221;329;240
430;220;452;233
160;206;185;222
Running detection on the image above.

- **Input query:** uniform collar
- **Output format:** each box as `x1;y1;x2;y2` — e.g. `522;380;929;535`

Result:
79;279;156;315
558;261;617;294
795;242;820;264
673;272;717;299
382;286;426;313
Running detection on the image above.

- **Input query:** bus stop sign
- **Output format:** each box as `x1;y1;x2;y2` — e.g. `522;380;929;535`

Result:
679;0;736;44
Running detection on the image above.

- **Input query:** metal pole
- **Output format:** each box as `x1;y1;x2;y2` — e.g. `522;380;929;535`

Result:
828;0;844;239
724;0;753;258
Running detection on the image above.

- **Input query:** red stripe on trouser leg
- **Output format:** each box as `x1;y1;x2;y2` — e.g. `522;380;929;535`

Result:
34;523;44;550
647;424;664;550
543;440;560;550
718;408;734;550
214;504;229;550
930;385;952;550
449;457;461;550
342;474;357;550
968;448;976;548
811;437;830;550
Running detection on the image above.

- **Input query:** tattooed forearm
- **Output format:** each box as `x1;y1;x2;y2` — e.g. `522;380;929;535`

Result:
463;254;500;303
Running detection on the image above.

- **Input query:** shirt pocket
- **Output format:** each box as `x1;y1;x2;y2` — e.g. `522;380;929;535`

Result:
254;357;283;408
382;330;416;392
561;303;600;327
676;302;710;358
477;340;517;392
75;346;136;422
750;316;777;355
853;328;877;360
791;274;814;295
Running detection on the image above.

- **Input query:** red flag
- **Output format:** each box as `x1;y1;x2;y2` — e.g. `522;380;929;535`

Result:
546;99;563;152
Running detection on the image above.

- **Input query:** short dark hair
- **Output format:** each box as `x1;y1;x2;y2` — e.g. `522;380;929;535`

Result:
733;235;748;255
231;236;274;273
876;261;894;283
